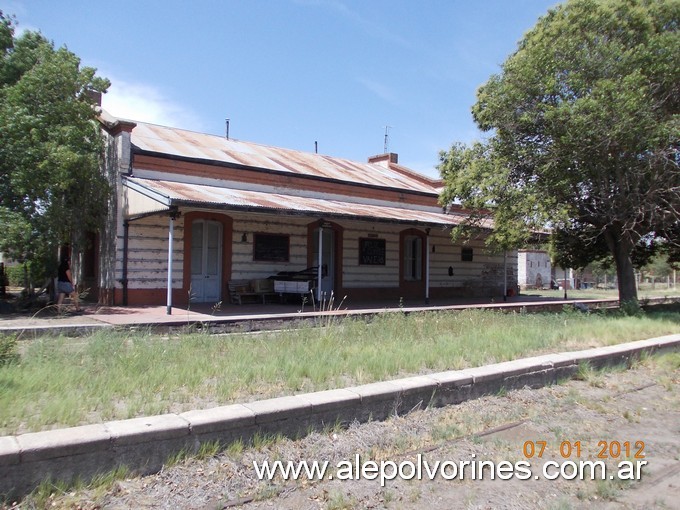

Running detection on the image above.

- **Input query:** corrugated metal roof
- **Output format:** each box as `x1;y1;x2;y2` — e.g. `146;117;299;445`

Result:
130;122;440;194
124;177;485;228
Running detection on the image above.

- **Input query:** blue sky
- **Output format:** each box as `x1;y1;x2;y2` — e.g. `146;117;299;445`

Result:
3;0;559;178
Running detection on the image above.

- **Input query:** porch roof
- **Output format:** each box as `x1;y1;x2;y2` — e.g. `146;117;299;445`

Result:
123;176;485;228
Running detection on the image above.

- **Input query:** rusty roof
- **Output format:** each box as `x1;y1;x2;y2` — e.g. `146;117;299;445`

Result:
124;176;483;228
130;121;440;194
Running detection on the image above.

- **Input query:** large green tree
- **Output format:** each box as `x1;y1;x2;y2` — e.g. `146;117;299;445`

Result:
0;13;110;287
439;0;679;304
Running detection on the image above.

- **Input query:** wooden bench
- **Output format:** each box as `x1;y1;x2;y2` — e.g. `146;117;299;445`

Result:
227;280;276;305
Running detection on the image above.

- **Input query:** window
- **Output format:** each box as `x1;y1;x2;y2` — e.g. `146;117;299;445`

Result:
253;233;289;262
403;235;422;280
359;238;386;265
461;247;473;262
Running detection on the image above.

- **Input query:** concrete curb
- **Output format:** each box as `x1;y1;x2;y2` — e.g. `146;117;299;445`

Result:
1;334;679;499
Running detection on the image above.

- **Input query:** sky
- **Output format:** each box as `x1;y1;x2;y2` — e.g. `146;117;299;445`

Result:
2;0;560;178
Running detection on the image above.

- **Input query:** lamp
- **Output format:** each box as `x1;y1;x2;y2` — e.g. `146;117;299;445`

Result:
241;233;248;243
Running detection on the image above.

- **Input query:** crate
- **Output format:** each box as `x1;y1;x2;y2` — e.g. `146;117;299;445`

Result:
251;279;274;293
274;280;311;293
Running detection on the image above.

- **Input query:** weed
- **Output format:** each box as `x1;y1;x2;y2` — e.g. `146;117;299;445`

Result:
431;423;463;442
383;489;395;503
547;496;574;510
594;475;630;500
165;448;190;467
197;440;221;460
408;487;422;503
254;483;281;501
325;489;357;510
574;362;606;387
0;334;18;366
252;431;283;450
226;438;245;456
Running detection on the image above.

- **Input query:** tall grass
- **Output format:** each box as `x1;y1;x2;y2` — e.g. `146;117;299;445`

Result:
0;307;678;435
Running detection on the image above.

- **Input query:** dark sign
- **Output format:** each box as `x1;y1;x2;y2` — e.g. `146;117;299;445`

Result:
253;233;290;262
359;238;386;265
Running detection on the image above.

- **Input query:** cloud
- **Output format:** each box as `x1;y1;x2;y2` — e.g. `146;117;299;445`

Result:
356;77;397;104
101;76;204;131
294;0;412;48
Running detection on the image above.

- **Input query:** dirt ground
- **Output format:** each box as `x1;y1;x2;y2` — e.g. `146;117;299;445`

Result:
14;353;680;510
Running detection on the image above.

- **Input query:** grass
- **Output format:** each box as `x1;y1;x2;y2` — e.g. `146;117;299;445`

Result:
1;306;679;435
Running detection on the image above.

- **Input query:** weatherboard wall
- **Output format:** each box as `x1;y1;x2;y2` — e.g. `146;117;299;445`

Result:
114;210;516;305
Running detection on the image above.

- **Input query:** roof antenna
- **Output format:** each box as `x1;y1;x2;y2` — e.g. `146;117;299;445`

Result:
225;118;230;140
383;125;391;154
315;141;318;154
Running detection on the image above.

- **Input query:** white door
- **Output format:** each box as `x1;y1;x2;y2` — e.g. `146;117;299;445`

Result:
190;220;222;302
312;228;335;295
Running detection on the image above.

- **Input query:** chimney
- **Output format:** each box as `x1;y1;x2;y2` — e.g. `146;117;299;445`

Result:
85;89;102;106
368;153;398;166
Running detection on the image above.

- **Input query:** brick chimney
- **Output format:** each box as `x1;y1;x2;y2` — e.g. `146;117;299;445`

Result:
85;89;103;106
368;153;398;166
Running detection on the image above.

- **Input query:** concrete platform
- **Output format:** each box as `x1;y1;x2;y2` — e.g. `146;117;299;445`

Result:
0;294;627;337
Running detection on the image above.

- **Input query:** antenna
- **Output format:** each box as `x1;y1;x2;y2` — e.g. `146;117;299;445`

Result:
315;141;318;154
225;118;230;140
383;125;391;154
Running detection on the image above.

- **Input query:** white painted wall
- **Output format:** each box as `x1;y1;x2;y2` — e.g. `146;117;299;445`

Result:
117;209;517;298
518;250;551;289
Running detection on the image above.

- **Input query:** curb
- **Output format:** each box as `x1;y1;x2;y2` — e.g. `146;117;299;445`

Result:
1;333;679;499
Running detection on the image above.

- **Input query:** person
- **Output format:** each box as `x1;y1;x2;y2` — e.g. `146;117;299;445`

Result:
56;256;80;312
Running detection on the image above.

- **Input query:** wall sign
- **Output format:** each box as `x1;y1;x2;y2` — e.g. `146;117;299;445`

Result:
359;238;386;265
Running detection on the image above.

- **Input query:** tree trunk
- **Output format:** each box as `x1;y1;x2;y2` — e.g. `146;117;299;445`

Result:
604;229;638;304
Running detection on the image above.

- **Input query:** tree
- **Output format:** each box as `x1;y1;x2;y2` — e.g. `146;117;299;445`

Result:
439;0;680;305
0;12;110;289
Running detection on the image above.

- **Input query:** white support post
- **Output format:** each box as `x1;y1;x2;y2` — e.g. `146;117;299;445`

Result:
166;214;174;315
503;251;508;301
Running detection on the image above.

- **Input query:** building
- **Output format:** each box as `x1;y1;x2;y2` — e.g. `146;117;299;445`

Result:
518;250;552;290
93;112;516;310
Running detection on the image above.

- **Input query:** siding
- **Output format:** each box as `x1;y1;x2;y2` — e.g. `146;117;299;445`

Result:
117;216;184;290
117;210;517;297
230;214;309;280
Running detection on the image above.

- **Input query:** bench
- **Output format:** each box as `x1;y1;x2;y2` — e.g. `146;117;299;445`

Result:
227;280;276;305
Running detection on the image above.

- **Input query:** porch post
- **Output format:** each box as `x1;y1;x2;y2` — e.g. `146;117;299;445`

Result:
167;213;175;315
317;223;323;302
503;250;507;302
425;228;430;304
